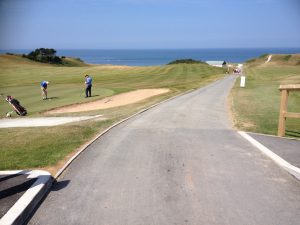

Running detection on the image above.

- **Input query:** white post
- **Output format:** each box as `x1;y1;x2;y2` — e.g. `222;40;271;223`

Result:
240;76;246;87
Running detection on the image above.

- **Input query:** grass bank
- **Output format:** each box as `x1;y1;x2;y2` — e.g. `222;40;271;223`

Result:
230;54;300;138
0;55;224;172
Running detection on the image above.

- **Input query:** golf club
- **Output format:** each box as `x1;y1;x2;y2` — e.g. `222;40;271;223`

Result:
104;99;112;103
80;89;85;97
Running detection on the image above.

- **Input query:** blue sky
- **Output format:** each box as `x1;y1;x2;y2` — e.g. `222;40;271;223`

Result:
0;0;299;49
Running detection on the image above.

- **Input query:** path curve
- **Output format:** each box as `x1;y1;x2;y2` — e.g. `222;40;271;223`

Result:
29;75;300;225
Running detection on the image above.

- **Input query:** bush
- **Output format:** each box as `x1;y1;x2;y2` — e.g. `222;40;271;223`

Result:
283;55;292;61
168;59;203;65
24;48;62;64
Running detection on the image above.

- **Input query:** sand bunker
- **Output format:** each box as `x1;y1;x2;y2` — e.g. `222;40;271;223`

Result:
47;89;170;114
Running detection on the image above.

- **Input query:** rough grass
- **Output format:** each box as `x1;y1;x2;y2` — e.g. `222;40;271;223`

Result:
231;54;300;138
0;55;224;172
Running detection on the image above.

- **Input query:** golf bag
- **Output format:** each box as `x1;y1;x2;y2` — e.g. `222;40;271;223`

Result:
6;96;27;116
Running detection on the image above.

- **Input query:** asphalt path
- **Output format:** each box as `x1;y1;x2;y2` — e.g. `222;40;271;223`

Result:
29;75;300;225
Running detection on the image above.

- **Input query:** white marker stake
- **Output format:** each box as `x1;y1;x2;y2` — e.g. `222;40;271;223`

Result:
240;76;246;87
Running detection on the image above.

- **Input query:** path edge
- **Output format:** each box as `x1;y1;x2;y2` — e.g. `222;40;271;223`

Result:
238;131;300;181
0;170;52;225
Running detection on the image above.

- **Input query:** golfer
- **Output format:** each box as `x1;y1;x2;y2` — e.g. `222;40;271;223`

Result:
84;74;92;98
40;81;49;100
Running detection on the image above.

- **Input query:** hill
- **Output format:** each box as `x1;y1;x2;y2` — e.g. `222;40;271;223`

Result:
231;53;300;138
246;54;300;67
61;57;90;67
0;54;89;67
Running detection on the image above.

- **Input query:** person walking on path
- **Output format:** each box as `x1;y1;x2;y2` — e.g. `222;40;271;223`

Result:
40;81;49;100
85;74;92;98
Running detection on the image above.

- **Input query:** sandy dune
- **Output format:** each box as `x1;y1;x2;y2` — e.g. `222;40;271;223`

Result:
47;88;170;114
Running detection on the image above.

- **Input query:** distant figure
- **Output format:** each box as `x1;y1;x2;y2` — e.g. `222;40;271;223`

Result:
85;74;92;98
40;81;49;100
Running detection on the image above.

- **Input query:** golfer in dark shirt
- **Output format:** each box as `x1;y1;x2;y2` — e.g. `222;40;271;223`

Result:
85;75;92;97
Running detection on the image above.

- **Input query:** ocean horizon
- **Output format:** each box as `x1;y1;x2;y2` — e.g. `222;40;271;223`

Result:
1;48;300;66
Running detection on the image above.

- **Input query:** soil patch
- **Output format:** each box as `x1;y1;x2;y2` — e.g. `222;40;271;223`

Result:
46;89;170;114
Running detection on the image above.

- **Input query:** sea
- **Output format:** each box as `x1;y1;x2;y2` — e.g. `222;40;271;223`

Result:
1;48;300;66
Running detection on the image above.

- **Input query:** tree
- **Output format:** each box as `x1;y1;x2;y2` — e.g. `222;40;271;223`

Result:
26;48;62;64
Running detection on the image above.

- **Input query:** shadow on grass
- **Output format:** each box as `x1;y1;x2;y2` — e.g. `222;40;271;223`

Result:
286;130;300;138
47;97;59;100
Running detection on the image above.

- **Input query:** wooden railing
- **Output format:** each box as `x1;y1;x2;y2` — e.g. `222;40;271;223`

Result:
278;84;300;137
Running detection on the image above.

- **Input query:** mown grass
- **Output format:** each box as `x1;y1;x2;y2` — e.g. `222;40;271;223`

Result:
0;55;223;115
0;55;224;171
230;54;300;138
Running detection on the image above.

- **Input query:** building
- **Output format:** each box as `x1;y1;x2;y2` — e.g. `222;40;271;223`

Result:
206;61;227;68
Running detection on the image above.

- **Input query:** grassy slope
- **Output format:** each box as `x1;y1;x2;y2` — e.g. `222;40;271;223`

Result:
0;55;224;171
230;54;300;138
0;55;224;116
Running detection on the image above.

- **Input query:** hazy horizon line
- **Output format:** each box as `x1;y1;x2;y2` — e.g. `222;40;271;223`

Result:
1;47;300;51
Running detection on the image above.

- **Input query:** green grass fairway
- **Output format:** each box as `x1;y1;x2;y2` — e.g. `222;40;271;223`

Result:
0;54;224;172
230;54;300;138
0;54;224;116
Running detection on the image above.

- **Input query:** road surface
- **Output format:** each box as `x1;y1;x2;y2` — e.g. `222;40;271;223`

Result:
29;75;300;225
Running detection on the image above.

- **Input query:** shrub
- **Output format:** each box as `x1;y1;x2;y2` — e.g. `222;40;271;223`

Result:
168;59;203;65
283;55;292;61
24;48;62;64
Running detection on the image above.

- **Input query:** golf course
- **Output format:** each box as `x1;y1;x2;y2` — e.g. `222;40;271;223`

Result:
0;54;224;172
0;53;299;173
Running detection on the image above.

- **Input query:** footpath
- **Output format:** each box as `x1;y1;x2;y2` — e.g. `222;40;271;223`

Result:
0;132;299;225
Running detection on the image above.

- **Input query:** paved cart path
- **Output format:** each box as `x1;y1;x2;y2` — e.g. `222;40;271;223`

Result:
29;75;300;225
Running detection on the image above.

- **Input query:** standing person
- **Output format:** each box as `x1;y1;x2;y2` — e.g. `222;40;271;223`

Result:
85;74;92;98
40;81;49;100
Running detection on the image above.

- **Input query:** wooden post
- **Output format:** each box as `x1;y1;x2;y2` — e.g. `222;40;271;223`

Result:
278;89;288;137
277;84;300;137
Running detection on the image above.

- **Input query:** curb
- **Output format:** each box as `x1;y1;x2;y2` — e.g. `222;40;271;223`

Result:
238;131;300;181
0;170;52;225
242;131;300;141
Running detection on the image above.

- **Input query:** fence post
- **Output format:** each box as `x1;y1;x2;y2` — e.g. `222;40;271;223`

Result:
278;84;300;137
278;89;288;137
